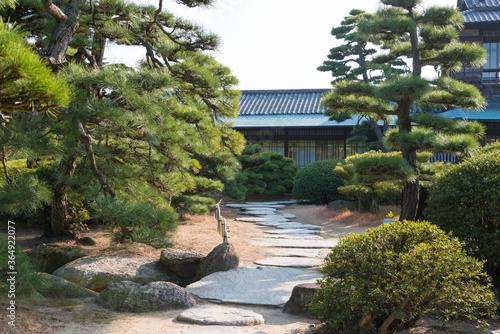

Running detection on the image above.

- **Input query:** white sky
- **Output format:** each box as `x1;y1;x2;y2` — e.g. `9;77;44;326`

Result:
106;0;459;90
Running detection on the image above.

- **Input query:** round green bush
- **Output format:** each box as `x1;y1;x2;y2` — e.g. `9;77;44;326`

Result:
310;220;497;334
425;145;500;289
292;159;344;204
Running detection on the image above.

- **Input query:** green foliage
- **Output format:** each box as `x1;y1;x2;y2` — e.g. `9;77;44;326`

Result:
335;151;412;213
320;1;487;220
425;145;500;289
0;174;51;216
90;195;178;248
292;159;344;204
311;220;498;334
0;235;47;300
225;144;299;199
0;19;69;113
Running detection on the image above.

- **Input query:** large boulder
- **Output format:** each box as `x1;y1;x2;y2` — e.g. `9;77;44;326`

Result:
195;242;239;280
160;249;205;285
97;281;196;313
53;255;182;292
37;273;99;298
29;244;87;274
282;283;319;316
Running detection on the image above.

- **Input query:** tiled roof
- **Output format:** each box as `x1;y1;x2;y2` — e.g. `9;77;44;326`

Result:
436;103;500;120
238;89;330;116
461;0;500;23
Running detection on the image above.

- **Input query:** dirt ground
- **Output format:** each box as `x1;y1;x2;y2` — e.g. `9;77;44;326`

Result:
1;203;498;334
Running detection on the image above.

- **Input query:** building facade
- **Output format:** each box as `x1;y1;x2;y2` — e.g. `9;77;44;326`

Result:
231;1;500;168
231;89;381;167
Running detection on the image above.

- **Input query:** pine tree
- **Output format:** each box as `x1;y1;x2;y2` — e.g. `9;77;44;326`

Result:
318;9;407;147
321;1;486;220
1;0;245;240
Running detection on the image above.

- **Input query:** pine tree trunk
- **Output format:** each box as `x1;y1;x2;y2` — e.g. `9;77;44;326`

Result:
399;100;419;221
45;0;82;66
50;152;78;235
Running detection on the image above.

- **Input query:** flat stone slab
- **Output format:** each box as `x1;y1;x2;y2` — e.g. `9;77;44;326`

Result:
264;229;320;235
273;223;321;230
247;238;338;248
240;211;278;216
176;305;264;326
255;257;323;268
245;201;297;205
263;234;322;240
226;204;285;209
240;207;277;212
186;267;321;307
260;248;331;258
278;213;296;219
235;217;267;222
162;326;267;334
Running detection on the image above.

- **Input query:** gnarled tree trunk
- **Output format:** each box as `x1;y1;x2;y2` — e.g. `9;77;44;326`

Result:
50;152;78;235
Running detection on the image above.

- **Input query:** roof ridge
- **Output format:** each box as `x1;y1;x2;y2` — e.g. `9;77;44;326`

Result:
240;89;331;94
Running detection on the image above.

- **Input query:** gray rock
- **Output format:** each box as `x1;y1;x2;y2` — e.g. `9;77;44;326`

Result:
195;242;239;280
279;213;296;219
162;327;267;334
176;305;264;326
411;318;495;334
273;223;321;230
235;217;267;222
263;234;322;239
160;249;205;284
225;204;285;209
247;238;338;249
240;207;277;212
53;255;181;292
255;257;323;268
29;244;86;274
263;229;320;235
260;248;331;258
186;266;322;307
283;283;319;316
240;211;278;216
98;281;196;313
37;273;99;298
245;200;296;205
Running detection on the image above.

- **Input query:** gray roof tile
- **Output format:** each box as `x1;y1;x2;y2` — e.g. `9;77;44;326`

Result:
239;89;330;116
461;0;500;23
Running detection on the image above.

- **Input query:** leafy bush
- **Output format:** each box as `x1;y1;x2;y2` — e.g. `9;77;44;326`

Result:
292;159;344;204
224;144;299;199
425;144;500;289
311;220;497;334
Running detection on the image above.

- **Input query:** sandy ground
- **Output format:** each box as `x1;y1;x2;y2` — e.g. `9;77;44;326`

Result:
3;203;499;334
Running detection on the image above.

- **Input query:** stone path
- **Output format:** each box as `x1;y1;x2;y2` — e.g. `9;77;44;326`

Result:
175;200;337;334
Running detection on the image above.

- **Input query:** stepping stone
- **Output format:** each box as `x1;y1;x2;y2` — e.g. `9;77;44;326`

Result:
264;229;320;235
176;305;264;326
247;238;339;248
225;204;285;209
240;211;278;216
273;223;321;230
186;267;321;307
260;248;331;258
162;327;267;334
255;257;323;268
245;201;296;205
235;217;267;222
279;213;296;219
263;234;322;240
240;207;277;212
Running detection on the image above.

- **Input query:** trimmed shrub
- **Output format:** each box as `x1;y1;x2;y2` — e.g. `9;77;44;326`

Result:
292;159;344;204
224;144;299;199
311;220;498;334
425;144;500;289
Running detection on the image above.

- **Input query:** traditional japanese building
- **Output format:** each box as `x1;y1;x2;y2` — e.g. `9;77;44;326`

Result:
231;1;500;167
230;89;380;167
